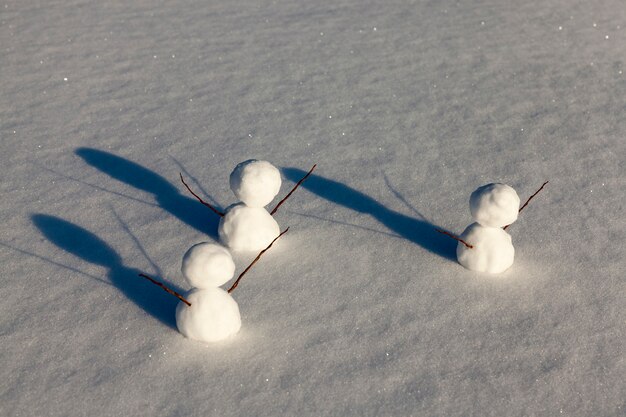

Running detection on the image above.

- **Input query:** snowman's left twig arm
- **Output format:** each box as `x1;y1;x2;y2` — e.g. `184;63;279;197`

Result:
228;228;289;293
503;180;549;230
270;164;317;216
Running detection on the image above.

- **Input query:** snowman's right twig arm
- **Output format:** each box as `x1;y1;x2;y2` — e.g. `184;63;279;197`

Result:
270;164;317;216
435;229;474;249
228;228;289;293
138;273;192;306
179;173;225;217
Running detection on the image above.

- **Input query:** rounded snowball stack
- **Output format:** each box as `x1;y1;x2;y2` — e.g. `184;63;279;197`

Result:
457;183;519;274
229;159;281;208
220;160;282;252
456;223;515;274
470;183;520;228
176;243;241;343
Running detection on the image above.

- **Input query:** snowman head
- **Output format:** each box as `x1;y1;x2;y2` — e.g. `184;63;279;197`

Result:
229;160;282;208
181;243;235;289
470;183;520;228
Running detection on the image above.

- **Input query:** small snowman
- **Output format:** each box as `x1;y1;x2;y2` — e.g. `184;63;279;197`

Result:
180;160;315;253
175;243;242;342
456;183;520;274
218;160;283;252
138;229;288;343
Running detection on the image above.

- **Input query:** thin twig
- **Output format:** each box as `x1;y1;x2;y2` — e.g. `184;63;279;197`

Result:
435;229;474;249
138;273;191;306
503;180;549;230
228;228;289;293
270;164;317;215
179;173;224;217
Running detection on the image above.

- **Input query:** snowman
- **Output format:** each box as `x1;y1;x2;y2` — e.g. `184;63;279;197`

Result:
175;243;242;343
455;183;520;274
218;160;283;252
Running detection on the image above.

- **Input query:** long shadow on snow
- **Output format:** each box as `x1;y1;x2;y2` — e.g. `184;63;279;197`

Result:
282;168;456;261
75;147;220;238
32;214;179;329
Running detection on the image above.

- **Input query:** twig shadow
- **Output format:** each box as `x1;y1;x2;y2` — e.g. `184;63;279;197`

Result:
75;147;221;239
281;168;456;261
32;214;180;329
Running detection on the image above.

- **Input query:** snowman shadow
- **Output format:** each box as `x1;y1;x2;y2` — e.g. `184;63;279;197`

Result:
282;168;456;261
75;147;220;239
32;214;180;329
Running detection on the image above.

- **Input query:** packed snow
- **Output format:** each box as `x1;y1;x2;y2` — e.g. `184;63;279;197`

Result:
181;242;236;288
457;223;516;274
176;287;242;343
229;159;282;208
469;183;520;228
218;203;281;252
1;0;624;416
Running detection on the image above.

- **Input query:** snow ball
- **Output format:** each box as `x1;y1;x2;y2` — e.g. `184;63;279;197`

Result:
181;243;235;289
470;183;520;228
219;203;280;252
230;159;281;207
176;288;241;343
456;222;514;274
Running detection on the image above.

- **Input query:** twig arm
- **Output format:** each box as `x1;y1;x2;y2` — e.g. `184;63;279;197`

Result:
435;228;474;249
138;273;191;306
179;173;224;217
228;228;289;293
503;180;549;230
270;164;317;215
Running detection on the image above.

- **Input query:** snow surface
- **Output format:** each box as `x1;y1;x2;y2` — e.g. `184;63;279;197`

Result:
1;0;625;416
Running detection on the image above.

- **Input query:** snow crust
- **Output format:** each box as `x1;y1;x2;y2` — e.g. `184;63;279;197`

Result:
175;288;241;343
181;243;235;288
456;223;515;274
470;183;520;228
2;0;625;416
218;203;280;252
229;159;281;208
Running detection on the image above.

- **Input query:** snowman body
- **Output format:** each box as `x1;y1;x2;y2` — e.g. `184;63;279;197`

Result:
176;287;241;342
175;242;241;342
219;160;282;252
457;183;520;274
219;204;280;252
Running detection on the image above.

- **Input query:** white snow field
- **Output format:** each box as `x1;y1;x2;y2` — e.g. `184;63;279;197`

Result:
1;0;624;415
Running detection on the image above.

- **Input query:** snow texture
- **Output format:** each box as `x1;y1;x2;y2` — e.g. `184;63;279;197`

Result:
470;183;520;228
1;0;625;416
176;288;241;343
181;242;235;288
457;223;515;274
230;159;282;208
219;203;281;252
